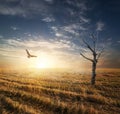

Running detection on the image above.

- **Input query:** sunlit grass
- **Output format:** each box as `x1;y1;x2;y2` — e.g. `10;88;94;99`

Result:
0;69;120;114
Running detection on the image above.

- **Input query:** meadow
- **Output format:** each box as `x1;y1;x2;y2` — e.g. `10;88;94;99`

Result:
0;69;120;114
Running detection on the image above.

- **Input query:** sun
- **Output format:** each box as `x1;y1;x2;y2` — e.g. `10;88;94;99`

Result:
35;56;54;69
36;59;48;68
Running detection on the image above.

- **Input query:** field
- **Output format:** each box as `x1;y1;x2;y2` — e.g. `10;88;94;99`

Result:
0;69;120;114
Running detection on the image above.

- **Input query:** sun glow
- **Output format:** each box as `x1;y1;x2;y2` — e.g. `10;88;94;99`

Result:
35;55;55;69
36;58;50;68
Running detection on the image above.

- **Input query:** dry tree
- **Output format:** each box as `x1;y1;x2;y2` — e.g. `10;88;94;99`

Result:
80;34;104;85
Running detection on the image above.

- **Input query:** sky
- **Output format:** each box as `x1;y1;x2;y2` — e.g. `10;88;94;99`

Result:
0;0;120;70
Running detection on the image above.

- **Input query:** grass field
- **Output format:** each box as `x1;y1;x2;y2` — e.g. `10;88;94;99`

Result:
0;69;120;114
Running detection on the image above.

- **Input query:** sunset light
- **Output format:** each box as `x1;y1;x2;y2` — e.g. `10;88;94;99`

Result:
0;0;120;113
36;57;54;69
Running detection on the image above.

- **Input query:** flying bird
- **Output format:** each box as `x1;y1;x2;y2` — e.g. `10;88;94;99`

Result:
26;49;37;58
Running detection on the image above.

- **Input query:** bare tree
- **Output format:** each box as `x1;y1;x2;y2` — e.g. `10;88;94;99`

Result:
80;34;104;85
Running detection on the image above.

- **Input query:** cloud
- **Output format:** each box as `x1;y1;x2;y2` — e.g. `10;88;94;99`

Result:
62;24;87;36
96;21;105;31
0;35;3;39
44;0;54;4
0;0;90;37
42;17;55;22
1;36;76;51
63;24;78;34
0;1;26;17
0;0;89;22
65;0;87;12
11;26;19;30
0;37;82;69
80;16;90;23
0;0;53;18
117;41;120;43
0;33;82;60
55;33;63;37
51;26;58;31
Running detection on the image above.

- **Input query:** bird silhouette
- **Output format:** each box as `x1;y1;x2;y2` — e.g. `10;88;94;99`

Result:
26;49;37;58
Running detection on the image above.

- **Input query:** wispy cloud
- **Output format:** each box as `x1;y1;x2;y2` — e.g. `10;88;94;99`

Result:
80;16;90;23
65;0;87;13
44;0;54;4
42;17;55;22
11;26;19;31
117;41;120;43
0;0;54;18
55;33;63;37
96;21;105;31
0;35;3;39
51;23;87;39
63;24;80;35
1;36;78;52
51;26;58;32
0;36;85;69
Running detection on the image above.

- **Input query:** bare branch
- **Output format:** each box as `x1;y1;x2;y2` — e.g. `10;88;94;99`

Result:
91;34;96;52
80;53;93;62
97;47;104;60
82;39;95;53
91;34;95;40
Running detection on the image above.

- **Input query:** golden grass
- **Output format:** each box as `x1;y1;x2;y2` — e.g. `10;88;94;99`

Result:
0;70;120;114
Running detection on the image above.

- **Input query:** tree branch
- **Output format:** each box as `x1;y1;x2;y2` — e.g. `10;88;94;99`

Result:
82;39;95;53
97;47;104;60
91;34;97;52
80;53;93;62
91;34;96;40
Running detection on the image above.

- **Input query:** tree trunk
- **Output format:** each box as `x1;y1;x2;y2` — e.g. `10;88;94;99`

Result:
91;61;96;85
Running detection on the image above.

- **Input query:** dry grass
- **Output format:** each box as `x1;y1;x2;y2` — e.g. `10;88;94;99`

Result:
0;69;120;114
